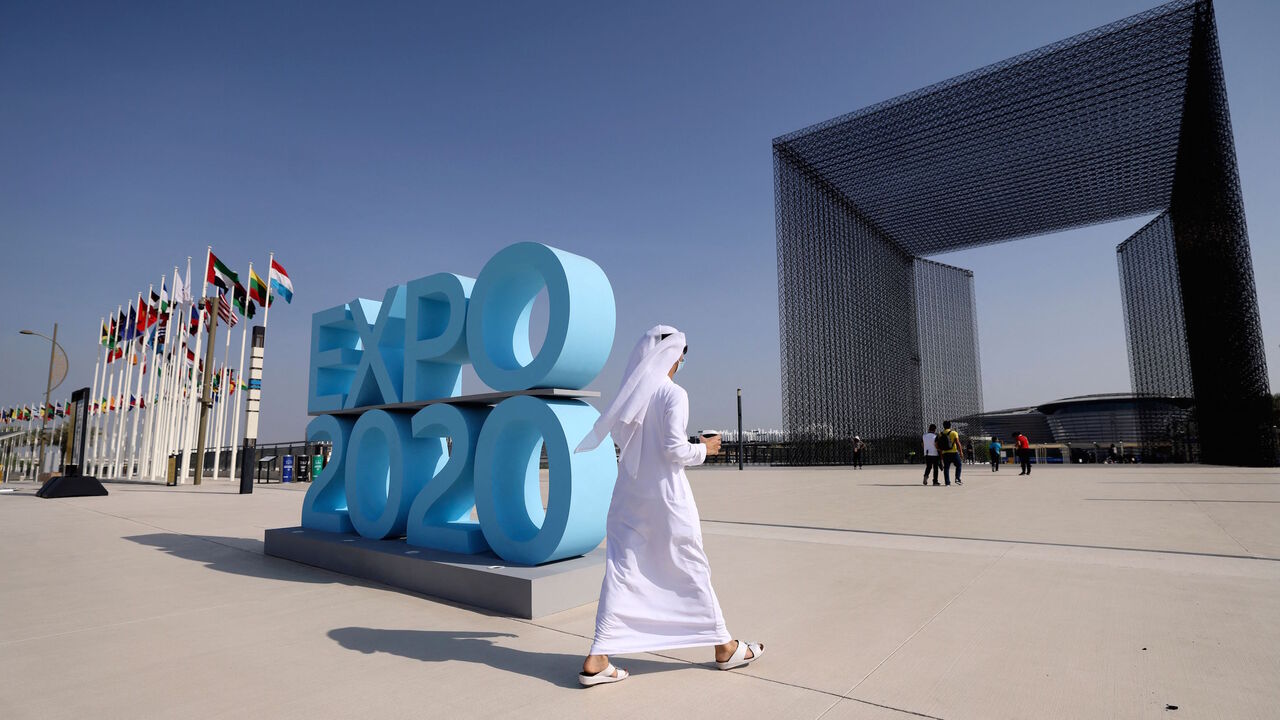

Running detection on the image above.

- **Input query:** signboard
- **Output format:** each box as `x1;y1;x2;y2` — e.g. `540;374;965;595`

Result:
282;455;294;483
312;454;324;479
302;243;618;566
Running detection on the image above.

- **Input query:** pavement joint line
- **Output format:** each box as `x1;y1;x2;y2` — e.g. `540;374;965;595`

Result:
1175;483;1254;556
701;519;1280;562
511;615;943;717
842;545;1012;699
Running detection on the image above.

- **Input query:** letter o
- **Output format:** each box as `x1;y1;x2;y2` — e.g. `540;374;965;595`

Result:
473;396;617;565
345;409;431;540
466;243;615;391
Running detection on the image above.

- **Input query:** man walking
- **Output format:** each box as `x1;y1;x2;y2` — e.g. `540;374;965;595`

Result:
938;420;962;486
989;438;1002;472
922;424;940;485
851;436;866;469
1015;431;1032;475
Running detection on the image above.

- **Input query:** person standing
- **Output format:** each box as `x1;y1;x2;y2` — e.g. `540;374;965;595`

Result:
989;438;1002;472
851;435;866;469
965;438;976;464
575;326;763;686
938;420;962;485
1015;431;1032;475
922;424;940;485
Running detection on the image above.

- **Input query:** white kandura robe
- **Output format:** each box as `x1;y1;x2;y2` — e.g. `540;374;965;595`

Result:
589;377;732;655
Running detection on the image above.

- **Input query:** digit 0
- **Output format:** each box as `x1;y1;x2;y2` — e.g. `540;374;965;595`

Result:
473;396;616;565
345;409;434;540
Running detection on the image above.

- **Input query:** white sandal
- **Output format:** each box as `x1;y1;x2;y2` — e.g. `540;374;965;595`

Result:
716;640;765;670
579;663;629;687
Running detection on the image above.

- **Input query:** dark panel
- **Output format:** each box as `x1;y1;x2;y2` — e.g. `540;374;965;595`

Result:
1167;3;1275;465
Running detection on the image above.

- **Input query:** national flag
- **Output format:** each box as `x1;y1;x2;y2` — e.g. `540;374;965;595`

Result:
159;279;170;313
124;305;137;342
137;296;152;335
186;348;196;364
100;321;110;346
189;304;201;336
117;310;127;343
172;267;191;305
207;252;239;292
217;292;238;328
248;268;270;307
147;289;162;327
232;281;255;318
269;259;293;304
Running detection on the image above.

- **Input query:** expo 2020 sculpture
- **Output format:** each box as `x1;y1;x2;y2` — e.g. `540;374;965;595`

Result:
774;0;1275;466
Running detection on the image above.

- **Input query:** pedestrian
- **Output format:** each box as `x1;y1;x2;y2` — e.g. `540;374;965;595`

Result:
989;438;1002;472
575;325;763;686
1015;431;1032;475
965;438;975;464
851;435;866;469
922;423;940;485
938;420;962;486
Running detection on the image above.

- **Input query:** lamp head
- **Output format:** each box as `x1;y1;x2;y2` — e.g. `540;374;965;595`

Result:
19;330;34;335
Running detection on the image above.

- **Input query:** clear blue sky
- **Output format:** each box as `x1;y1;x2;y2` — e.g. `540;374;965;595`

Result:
2;0;1277;441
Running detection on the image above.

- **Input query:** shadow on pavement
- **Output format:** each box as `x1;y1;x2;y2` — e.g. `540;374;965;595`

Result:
328;627;688;688
125;532;329;584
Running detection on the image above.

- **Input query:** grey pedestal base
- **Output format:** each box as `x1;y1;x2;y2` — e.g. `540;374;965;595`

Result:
263;527;604;619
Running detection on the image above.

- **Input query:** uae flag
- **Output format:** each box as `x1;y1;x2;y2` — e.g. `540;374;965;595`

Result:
248;268;270;307
207;252;239;291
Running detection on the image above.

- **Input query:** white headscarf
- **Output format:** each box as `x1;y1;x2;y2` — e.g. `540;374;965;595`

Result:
576;324;686;475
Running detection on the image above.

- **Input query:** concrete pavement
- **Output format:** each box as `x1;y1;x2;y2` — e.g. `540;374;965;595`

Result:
1;463;1277;719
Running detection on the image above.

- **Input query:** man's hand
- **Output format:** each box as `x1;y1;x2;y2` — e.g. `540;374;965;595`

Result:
702;434;722;455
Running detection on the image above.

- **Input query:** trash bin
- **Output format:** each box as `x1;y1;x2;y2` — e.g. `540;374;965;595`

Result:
166;454;178;486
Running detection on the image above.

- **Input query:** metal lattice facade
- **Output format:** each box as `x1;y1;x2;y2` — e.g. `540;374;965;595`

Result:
914;259;983;428
774;0;1275;466
1118;212;1194;398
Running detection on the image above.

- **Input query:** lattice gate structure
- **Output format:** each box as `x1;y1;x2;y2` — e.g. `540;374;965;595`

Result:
774;0;1274;466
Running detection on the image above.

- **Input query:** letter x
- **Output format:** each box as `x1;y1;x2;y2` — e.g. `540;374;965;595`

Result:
345;285;406;409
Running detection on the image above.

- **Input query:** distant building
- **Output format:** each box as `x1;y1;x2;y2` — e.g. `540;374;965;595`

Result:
952;394;1196;463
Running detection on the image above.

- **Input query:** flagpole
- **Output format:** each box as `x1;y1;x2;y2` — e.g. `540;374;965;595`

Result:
228;262;252;487
87;318;105;476
125;287;152;479
263;252;274;330
163;262;190;483
140;277;166;479
179;251;209;484
96;306;120;476
153;268;182;479
113;293;139;478
213;303;233;480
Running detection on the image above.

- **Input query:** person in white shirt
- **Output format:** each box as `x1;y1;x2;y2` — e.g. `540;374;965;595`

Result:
922;423;940;485
574;325;764;686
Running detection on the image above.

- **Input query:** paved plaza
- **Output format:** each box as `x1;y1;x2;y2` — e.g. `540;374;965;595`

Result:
2;463;1278;719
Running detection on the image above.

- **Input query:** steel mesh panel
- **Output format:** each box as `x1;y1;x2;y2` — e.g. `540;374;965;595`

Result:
914;258;983;428
775;147;921;465
774;0;1274;466
1118;212;1193;397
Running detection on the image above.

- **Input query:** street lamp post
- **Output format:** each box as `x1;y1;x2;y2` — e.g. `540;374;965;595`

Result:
20;325;67;479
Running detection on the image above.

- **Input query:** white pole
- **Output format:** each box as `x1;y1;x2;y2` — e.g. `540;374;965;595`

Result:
228;262;252;484
140;278;166;480
87;320;105;475
112;294;140;478
212;305;233;480
178;250;210;484
126;288;152;479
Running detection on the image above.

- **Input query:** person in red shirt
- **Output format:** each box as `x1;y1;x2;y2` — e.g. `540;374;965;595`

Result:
1014;432;1032;475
